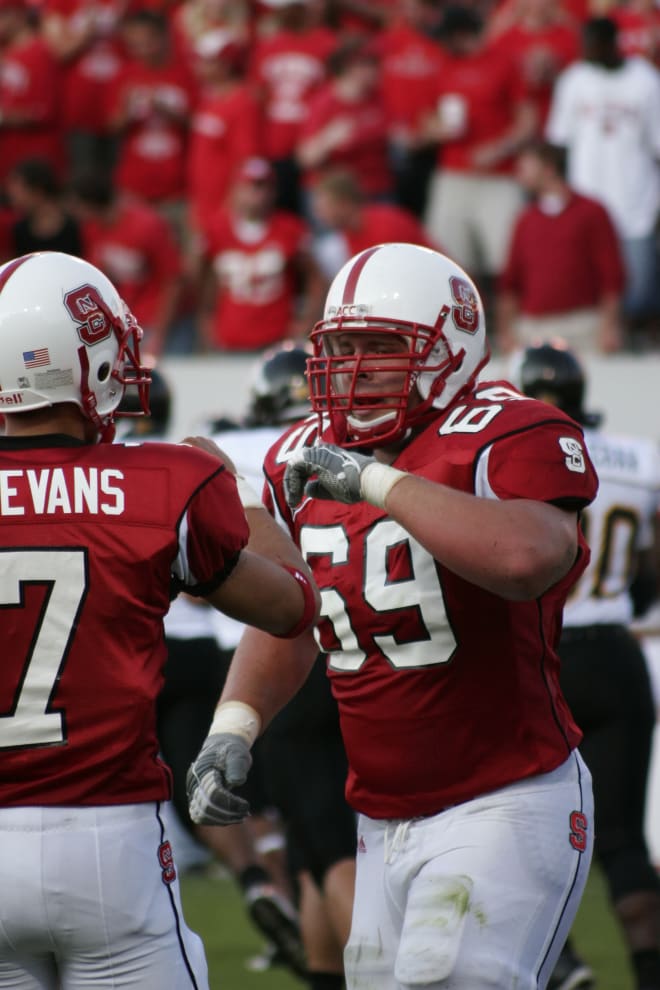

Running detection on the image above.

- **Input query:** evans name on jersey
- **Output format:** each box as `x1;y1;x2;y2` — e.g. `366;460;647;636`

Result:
0;467;125;516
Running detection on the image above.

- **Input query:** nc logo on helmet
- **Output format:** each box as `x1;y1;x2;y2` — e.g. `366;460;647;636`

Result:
449;276;480;335
64;284;112;346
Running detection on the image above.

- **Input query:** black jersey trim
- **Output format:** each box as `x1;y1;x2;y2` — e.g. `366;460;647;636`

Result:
0;433;86;449
183;548;242;598
172;463;236;598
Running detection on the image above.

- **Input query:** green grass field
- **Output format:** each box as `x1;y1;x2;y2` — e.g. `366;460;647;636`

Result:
180;862;633;990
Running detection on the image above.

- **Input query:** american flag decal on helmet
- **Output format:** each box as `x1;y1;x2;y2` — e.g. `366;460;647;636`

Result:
23;348;51;368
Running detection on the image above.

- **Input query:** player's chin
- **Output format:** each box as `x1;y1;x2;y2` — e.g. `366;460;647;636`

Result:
350;400;388;422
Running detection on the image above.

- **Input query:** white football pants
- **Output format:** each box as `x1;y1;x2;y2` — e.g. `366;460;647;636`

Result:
0;802;208;989
345;751;593;989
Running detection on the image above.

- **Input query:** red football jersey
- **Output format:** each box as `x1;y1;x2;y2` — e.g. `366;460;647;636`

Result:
187;83;262;229
263;383;598;819
491;23;579;129
611;7;660;67
297;84;394;196
203;207;310;349
107;57;197;202
0;437;248;806
42;0;126;133
0;37;62;184
379;20;447;128
248;27;337;160
430;45;528;175
80;197;182;330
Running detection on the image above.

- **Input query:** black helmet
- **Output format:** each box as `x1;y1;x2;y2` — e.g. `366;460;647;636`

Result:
118;365;172;435
517;342;601;427
245;341;312;427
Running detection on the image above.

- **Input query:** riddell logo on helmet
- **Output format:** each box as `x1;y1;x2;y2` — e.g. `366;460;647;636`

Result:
0;392;23;405
327;303;370;318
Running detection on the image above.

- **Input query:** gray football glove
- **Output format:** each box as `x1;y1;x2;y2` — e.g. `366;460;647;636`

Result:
186;733;252;826
284;443;376;507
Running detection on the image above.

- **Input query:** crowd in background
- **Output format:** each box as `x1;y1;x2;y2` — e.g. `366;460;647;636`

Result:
0;0;659;359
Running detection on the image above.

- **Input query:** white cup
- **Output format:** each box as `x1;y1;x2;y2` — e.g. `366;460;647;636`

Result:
439;94;468;137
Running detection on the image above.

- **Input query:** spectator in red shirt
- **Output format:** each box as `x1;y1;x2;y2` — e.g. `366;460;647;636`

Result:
0;0;62;189
309;166;438;280
296;35;395;221
379;0;447;217
40;0;126;180
421;5;537;304
186;28;261;235
487;0;580;131
496;139;625;355
196;156;326;352
107;9;196;234
70;170;185;359
610;0;660;67
248;0;337;215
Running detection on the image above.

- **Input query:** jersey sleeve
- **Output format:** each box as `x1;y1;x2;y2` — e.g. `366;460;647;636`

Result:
476;420;598;508
172;466;249;595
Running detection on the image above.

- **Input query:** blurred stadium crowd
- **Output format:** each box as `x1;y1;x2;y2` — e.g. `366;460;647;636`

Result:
0;0;658;362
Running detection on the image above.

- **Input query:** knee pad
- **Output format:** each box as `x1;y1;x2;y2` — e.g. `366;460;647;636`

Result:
394;873;473;986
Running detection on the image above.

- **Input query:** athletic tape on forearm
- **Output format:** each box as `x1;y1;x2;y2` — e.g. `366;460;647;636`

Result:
275;564;318;639
235;474;263;509
360;462;408;509
209;701;262;746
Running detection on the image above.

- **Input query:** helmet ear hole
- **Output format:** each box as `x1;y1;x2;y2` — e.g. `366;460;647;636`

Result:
97;361;111;383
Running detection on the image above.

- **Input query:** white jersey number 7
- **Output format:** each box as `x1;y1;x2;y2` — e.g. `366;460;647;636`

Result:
0;548;88;748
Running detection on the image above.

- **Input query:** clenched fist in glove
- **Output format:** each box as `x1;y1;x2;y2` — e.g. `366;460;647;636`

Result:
284;443;407;509
187;701;261;826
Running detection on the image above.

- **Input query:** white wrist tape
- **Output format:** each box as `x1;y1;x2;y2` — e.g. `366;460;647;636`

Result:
209;701;262;745
359;462;408;509
235;475;263;509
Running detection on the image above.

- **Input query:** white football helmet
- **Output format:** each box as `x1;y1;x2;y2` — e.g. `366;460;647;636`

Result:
0;252;150;441
307;242;489;447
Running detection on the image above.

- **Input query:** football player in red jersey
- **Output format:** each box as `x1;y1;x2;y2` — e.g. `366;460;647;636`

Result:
188;242;601;989
0;251;319;990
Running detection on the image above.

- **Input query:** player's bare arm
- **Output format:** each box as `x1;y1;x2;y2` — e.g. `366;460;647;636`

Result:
284;443;578;602
382;476;578;601
221;625;319;731
204;550;319;638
